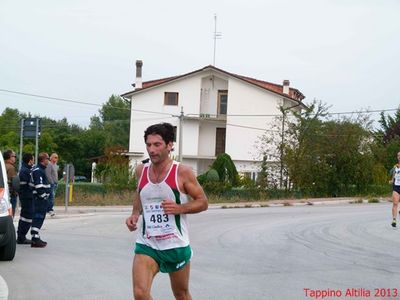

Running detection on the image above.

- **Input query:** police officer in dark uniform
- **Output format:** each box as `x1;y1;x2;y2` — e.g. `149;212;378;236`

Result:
17;153;34;244
30;152;51;248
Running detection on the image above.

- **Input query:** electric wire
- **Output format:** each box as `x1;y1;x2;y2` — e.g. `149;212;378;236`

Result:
1;88;399;118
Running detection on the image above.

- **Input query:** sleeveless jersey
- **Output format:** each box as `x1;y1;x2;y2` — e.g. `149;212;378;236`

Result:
136;161;190;250
393;165;400;187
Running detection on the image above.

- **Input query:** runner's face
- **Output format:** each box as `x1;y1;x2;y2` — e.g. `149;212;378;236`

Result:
145;134;172;164
397;152;400;162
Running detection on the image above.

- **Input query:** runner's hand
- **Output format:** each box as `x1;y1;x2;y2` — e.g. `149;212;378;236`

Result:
126;214;139;231
161;199;182;215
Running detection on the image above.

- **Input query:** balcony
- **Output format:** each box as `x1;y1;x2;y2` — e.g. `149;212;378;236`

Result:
184;113;226;122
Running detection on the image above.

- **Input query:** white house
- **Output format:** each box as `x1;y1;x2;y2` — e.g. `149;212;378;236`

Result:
121;61;306;178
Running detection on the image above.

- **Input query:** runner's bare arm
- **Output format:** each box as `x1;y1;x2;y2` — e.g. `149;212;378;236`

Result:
390;166;395;184
126;165;144;231
162;164;208;215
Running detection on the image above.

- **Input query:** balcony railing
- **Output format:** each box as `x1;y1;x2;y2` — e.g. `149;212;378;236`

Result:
185;113;226;121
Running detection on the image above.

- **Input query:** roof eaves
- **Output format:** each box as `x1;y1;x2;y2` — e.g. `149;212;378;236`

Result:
121;65;306;105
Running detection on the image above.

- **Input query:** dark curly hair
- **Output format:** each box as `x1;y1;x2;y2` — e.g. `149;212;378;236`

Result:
144;123;175;144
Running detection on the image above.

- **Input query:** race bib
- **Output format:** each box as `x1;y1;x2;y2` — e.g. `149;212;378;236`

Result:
395;174;400;186
143;201;176;237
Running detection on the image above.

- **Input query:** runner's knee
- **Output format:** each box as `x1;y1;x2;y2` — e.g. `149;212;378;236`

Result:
133;285;151;300
172;288;191;300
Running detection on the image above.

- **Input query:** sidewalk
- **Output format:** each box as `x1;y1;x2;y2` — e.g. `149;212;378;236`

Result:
46;196;391;218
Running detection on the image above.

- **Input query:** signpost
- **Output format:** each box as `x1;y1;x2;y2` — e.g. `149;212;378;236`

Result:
19;118;41;165
64;164;75;212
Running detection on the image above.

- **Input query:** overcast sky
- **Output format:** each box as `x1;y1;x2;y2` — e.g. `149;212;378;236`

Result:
0;0;399;128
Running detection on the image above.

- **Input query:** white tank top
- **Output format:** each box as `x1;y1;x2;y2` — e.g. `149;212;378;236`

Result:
136;161;190;250
394;165;400;186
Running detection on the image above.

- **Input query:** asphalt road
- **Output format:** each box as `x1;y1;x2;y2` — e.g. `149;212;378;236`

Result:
1;202;400;300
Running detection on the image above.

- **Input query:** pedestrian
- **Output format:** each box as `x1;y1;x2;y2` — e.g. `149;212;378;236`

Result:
30;152;51;248
125;123;208;300
3;150;18;218
17;153;34;244
390;151;400;227
45;152;59;217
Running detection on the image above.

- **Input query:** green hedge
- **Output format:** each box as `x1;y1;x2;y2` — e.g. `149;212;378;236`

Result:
55;182;134;206
219;184;392;201
56;182;106;197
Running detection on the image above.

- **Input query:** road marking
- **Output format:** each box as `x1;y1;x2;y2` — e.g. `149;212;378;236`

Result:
0;275;9;300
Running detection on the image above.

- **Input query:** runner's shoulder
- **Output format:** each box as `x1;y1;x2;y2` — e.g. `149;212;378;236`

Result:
135;164;145;177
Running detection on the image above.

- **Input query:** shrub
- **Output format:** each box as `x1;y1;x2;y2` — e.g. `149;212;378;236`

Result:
202;181;231;196
206;169;220;182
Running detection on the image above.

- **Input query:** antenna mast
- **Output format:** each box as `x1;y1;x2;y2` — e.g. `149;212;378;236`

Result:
213;14;222;66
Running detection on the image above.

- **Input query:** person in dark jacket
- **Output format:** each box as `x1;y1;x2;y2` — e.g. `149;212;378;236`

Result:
30;152;51;248
17;153;34;244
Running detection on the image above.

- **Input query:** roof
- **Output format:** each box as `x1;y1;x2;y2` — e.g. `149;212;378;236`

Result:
121;65;305;102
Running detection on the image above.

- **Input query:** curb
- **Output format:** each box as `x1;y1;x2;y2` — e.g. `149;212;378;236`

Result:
212;198;390;209
12;198;391;220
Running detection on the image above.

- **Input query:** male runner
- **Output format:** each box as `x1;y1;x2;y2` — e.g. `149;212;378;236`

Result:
126;123;208;300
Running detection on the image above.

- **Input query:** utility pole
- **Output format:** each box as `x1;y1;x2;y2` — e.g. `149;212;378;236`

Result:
18;119;23;170
280;111;285;189
34;117;39;165
178;107;184;162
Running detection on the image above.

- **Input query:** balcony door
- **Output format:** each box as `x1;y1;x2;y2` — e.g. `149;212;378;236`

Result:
215;128;226;156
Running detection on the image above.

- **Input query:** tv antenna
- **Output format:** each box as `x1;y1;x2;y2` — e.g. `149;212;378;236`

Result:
213;14;222;66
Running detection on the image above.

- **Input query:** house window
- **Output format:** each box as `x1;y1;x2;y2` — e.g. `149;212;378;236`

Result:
218;90;228;115
215;127;226;156
164;92;179;106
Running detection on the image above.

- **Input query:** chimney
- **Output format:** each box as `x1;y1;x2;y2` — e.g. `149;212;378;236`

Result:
135;60;143;90
282;80;290;95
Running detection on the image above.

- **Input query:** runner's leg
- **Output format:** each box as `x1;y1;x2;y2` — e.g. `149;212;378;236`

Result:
393;191;400;219
132;254;159;300
169;262;192;300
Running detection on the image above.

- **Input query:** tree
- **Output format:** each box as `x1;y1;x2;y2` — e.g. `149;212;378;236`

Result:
378;108;400;144
256;153;268;189
258;100;384;196
210;153;239;186
99;95;130;149
284;102;383;195
0;108;23;151
375;108;400;171
94;146;135;190
0;94;131;179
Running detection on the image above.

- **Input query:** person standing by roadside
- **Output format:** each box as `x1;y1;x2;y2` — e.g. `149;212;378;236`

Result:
17;153;34;244
390;151;400;227
45;152;59;217
30;152;51;248
125;123;208;300
3;150;18;218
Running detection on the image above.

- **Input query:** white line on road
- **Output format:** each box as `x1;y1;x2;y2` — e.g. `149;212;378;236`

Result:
0;275;8;300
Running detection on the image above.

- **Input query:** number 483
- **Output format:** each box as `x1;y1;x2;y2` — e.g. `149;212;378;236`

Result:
150;214;169;223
